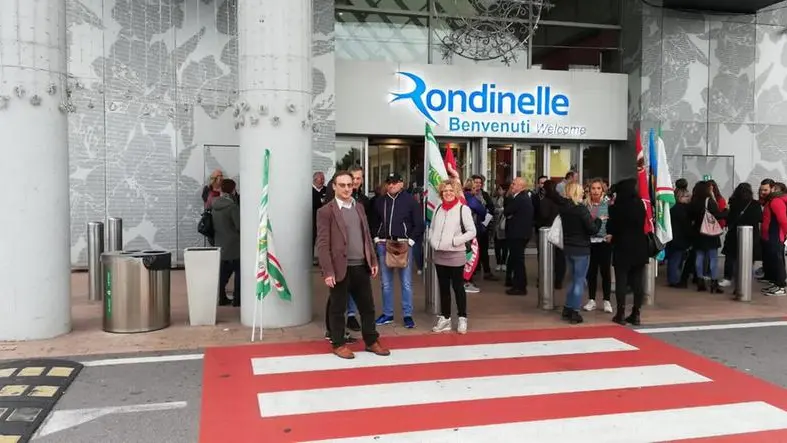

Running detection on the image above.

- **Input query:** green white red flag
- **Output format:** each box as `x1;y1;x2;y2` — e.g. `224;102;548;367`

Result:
255;149;292;302
424;123;448;224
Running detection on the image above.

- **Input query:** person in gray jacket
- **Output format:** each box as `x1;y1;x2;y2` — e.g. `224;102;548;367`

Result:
211;179;241;307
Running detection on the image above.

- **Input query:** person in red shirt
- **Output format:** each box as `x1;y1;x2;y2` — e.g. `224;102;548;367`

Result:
761;182;787;296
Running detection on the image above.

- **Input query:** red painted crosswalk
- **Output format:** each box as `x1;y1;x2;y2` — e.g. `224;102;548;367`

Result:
199;326;787;442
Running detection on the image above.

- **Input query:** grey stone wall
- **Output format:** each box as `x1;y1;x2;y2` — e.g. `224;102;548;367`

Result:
66;0;334;266
624;1;787;198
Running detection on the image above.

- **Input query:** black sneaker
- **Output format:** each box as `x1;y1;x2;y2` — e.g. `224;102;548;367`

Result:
346;316;361;332
569;310;584;325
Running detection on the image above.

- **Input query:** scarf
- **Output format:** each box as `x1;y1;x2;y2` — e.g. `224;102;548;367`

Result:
442;198;460;212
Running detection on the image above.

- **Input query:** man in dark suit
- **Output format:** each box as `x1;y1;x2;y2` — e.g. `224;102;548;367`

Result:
316;171;391;360
504;177;535;296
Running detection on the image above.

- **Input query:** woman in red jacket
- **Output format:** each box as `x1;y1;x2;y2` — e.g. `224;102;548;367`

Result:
761;183;787;296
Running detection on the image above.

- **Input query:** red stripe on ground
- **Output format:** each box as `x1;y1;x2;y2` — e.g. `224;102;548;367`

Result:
199;326;787;443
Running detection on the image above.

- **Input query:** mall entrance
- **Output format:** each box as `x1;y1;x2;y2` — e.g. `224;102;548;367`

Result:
335;136;612;195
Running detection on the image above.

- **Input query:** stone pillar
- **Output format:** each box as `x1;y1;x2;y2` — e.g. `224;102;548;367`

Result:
237;0;313;328
0;0;71;340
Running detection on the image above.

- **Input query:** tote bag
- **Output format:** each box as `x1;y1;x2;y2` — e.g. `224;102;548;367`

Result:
700;198;723;237
547;215;564;249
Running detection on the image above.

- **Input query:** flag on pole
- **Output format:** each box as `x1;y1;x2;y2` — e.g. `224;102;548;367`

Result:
253;149;292;341
424;123;448;224
442;144;480;280
652;127;676;250
635;129;654;235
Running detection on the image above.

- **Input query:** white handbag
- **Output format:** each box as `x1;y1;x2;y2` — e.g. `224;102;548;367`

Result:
547;215;564;249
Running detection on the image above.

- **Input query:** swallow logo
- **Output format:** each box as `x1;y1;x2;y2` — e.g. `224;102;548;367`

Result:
390;72;438;125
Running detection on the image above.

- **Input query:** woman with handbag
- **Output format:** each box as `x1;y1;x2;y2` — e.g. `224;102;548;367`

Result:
429;179;477;334
689;181;728;293
720;183;762;289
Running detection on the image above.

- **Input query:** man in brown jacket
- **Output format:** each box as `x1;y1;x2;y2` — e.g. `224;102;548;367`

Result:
316;171;391;359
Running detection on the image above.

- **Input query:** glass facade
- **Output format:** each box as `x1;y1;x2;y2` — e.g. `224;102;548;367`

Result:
335;0;622;71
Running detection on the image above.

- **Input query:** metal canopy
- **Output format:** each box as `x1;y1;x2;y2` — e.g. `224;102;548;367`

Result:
662;0;782;14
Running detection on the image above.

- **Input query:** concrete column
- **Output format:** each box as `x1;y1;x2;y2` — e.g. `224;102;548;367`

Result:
237;0;313;328
0;0;71;340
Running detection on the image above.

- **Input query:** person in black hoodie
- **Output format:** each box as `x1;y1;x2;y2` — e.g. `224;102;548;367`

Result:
721;182;762;288
558;182;602;324
666;188;692;287
371;172;425;329
537;180;566;289
606;178;650;326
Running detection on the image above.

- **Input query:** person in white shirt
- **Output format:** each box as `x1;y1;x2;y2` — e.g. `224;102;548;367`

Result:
429;179;477;334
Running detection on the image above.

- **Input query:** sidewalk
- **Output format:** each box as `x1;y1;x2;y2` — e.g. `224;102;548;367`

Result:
2;258;785;359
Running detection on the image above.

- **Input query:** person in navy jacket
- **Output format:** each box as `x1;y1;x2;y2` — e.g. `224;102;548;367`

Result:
371;172;425;329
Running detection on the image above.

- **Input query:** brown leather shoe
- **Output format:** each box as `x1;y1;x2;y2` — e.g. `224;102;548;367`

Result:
332;345;355;359
365;341;391;356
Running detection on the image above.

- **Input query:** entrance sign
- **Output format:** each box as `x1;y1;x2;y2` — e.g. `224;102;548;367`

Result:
335;61;628;141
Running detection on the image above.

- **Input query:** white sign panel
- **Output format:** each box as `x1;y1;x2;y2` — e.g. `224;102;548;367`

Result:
335;61;628;141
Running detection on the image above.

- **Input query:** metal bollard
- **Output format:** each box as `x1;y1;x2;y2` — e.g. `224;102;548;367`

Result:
423;234;440;315
87;221;105;301
107;217;123;251
538;227;555;310
644;257;657;306
736;225;753;302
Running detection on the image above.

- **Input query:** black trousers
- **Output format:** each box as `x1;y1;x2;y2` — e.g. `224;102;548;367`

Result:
219;259;241;306
435;264;467;318
507;238;528;291
763;240;787;287
614;263;645;312
588;242;612;301
327;265;379;348
762;239;776;282
477;230;492;274
494;237;508;266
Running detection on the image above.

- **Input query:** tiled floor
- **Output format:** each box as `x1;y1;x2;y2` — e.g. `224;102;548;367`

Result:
1;258;785;359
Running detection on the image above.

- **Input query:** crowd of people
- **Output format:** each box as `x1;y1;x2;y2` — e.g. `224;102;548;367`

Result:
305;167;787;359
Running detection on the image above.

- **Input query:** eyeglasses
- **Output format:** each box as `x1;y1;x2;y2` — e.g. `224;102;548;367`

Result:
335;183;353;188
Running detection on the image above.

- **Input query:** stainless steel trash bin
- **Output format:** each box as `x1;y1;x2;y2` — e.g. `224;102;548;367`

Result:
101;250;172;333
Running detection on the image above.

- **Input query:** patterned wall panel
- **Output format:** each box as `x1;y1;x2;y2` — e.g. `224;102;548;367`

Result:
66;0;336;266
625;4;787;195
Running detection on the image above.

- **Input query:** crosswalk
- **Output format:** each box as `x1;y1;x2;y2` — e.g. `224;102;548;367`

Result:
200;326;787;442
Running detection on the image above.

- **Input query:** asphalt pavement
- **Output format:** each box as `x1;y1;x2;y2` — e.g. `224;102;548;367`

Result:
26;322;787;442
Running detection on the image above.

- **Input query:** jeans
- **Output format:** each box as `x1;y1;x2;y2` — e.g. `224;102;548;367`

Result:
764;240;787;287
667;249;686;285
566;254;590;310
376;242;414;317
695;249;719;280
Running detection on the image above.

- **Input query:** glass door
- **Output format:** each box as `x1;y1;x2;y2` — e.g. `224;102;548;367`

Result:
335;137;367;192
514;143;545;189
438;139;471;182
367;138;413;195
548;143;579;183
486;142;513;193
582;143;611;185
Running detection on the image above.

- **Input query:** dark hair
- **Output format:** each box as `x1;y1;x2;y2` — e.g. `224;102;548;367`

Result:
471;174;485;182
333;170;353;183
675;178;688;190
543;180;560;200
730;182;754;203
761;178;776;187
220;178;236;194
707;180;723;200
776;182;787;193
565;171;576;180
537;175;548;182
348;165;363;174
691;181;712;205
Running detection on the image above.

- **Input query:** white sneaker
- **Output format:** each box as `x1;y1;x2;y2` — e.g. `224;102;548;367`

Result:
583;299;597;311
603;300;613;313
495;265;502;272
432;316;452;333
767;287;787;297
464;283;480;293
457;317;468;334
719;279;732;287
502;264;507;272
